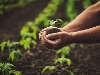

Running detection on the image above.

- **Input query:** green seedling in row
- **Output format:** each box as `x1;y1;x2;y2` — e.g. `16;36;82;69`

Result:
0;40;19;51
9;49;22;61
0;62;21;75
0;40;22;61
20;37;32;50
9;70;21;75
54;57;71;66
42;46;74;75
57;46;70;58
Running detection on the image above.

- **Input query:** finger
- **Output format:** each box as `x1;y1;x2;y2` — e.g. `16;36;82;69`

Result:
46;33;60;40
41;31;55;45
38;32;42;39
39;27;51;39
41;31;55;49
42;31;61;48
44;36;60;46
46;32;64;39
41;31;47;44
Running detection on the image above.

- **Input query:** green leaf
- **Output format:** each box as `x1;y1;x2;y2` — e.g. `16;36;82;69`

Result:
62;46;70;55
54;57;71;66
57;46;71;58
7;41;19;50
9;50;16;61
20;38;31;50
31;32;37;39
2;63;14;75
0;62;21;75
24;43;30;50
42;66;55;74
69;44;75;49
20;26;29;36
9;49;22;61
61;53;65;58
9;70;21;75
50;20;55;26
56;19;63;23
54;58;63;64
65;58;71;66
0;63;4;70
49;66;56;71
0;42;7;51
31;40;37;45
70;72;74;75
42;66;49;74
14;49;22;61
56;49;62;54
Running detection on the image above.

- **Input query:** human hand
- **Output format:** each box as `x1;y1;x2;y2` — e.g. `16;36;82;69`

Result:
40;31;72;50
39;26;61;39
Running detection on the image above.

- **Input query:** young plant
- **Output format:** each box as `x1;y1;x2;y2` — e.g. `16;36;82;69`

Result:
9;49;22;61
0;62;21;75
42;46;75;75
65;0;77;21
0;40;22;61
20;22;38;48
46;19;63;35
0;0;37;16
34;0;64;27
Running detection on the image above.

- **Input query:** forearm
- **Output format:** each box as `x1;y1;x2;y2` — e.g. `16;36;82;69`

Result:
62;1;100;32
71;25;100;43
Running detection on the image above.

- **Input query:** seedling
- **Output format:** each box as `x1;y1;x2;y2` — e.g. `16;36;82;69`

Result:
0;40;22;61
49;19;63;26
9;49;22;61
0;62;21;75
42;46;75;75
46;19;63;35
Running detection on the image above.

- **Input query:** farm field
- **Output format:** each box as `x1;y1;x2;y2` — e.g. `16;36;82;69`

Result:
0;0;100;75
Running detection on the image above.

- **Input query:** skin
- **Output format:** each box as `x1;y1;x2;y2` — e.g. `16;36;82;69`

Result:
40;1;100;50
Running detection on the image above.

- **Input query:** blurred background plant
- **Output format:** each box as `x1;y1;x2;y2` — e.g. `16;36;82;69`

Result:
0;62;21;75
0;0;37;15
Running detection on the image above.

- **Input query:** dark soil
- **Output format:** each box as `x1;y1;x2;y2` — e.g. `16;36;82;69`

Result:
0;0;100;75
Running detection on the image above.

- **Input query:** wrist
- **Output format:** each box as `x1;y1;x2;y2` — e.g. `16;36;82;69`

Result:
65;32;75;44
69;32;78;43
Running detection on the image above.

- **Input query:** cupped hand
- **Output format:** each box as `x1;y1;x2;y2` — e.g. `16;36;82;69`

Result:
41;31;72;50
38;26;65;39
